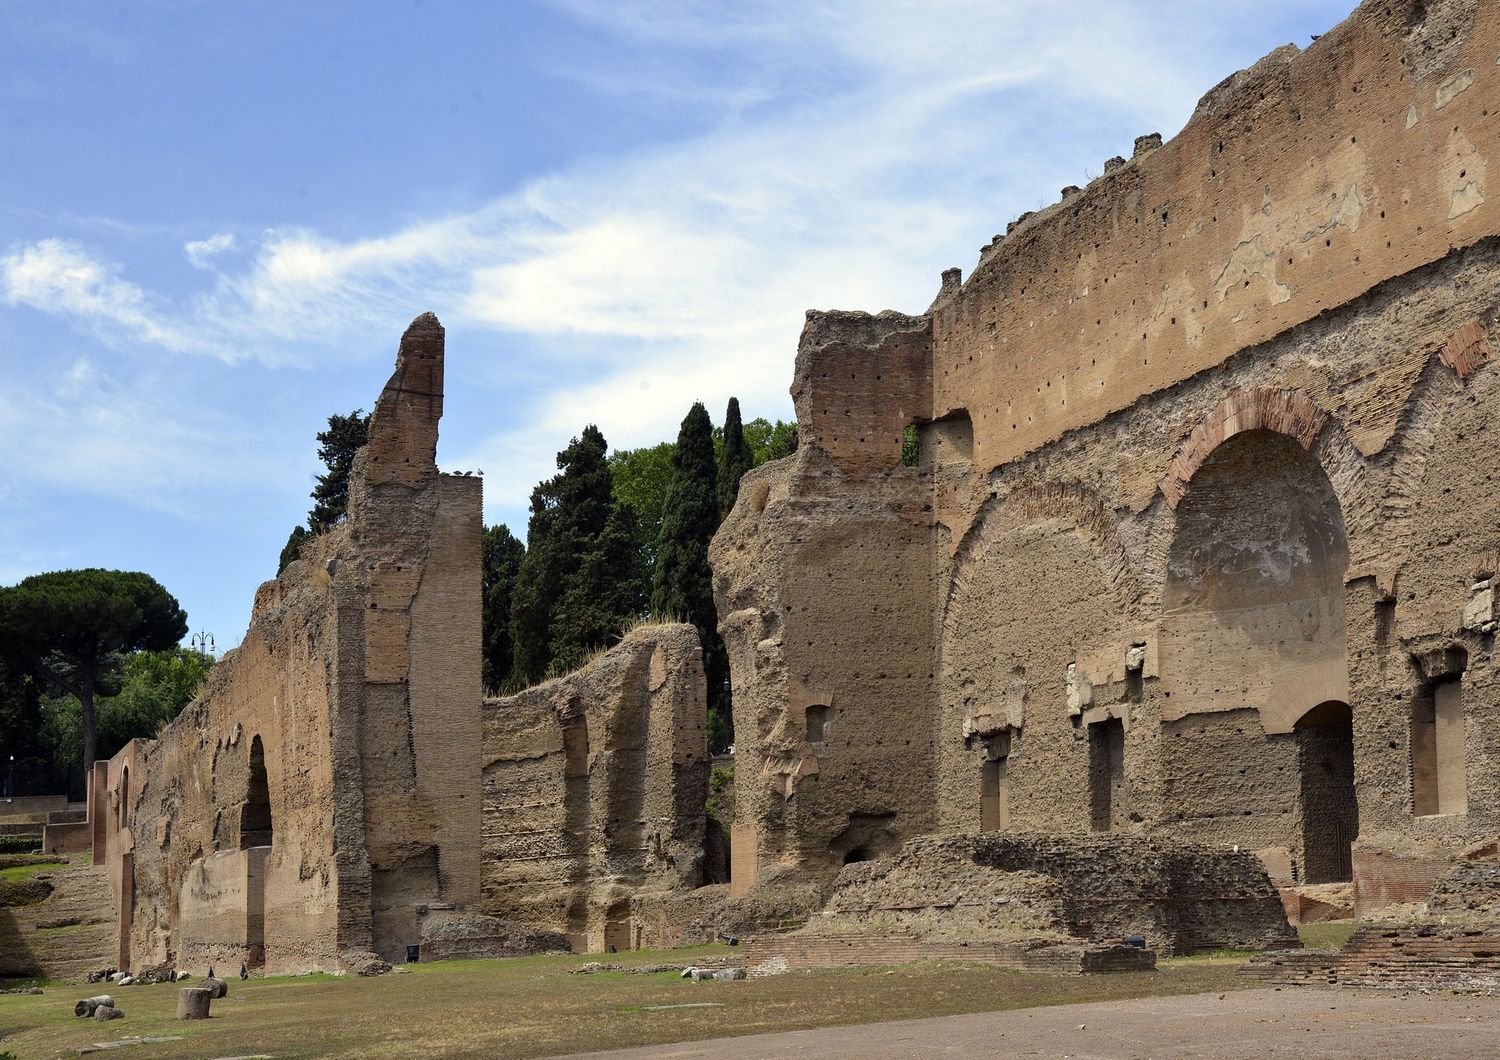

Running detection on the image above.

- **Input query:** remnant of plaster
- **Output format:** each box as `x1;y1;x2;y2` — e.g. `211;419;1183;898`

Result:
1302;183;1366;243
1406;104;1420;130
1065;663;1092;717
1435;68;1476;109
1451;181;1485;218
1214;235;1291;306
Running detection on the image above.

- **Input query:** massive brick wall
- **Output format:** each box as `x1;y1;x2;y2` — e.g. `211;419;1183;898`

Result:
480;624;708;952
715;0;1500;902
932;0;1497;471
99;314;484;975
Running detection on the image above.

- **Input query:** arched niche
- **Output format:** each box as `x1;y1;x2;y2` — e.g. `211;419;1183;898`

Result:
239;735;273;849
1160;428;1350;734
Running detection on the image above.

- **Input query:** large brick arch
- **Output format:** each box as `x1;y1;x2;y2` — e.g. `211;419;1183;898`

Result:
1159;388;1330;509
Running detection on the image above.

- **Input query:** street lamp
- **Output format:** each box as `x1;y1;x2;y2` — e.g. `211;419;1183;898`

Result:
191;631;216;658
6;754;12;804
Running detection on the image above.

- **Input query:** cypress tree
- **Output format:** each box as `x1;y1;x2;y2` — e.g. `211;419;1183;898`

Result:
278;525;310;574
510;425;642;685
716;397;754;518
551;502;646;674
481;525;525;692
653;403;730;748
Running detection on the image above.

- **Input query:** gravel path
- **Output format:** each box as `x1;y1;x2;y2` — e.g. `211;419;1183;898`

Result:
562;987;1500;1059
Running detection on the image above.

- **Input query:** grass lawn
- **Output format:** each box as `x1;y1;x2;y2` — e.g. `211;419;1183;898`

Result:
1297;920;1359;950
0;862;65;885
0;947;1254;1059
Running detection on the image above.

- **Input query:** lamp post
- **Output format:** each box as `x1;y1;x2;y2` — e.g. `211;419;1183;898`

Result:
191;631;216;658
5;754;12;803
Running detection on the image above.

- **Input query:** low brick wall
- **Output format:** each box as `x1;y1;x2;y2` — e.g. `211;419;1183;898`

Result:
42;820;91;855
1352;850;1451;917
742;933;1154;976
1242;926;1500;991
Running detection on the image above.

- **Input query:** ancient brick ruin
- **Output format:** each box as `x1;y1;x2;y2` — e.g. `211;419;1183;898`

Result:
712;0;1500;918
72;0;1500;982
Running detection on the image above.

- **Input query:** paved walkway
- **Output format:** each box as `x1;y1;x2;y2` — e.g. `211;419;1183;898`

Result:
562;988;1500;1059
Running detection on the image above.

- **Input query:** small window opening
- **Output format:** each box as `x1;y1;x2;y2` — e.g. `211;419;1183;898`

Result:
118;766;130;830
805;704;829;745
900;424;919;467
564;718;590;778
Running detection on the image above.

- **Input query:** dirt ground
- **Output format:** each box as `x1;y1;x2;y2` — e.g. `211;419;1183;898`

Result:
3;943;1491;1059
570;987;1500;1059
0;948;1249;1059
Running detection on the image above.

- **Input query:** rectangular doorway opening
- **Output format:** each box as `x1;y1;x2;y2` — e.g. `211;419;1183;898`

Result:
1088;718;1124;833
1412;676;1467;817
980;757;1009;832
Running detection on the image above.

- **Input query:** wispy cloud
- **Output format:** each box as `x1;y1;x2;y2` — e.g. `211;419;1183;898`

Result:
1;238;193;352
0;353;276;517
1;0;1329;523
184;232;236;269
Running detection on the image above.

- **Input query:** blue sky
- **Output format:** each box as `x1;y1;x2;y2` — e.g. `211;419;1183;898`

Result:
0;1;1350;650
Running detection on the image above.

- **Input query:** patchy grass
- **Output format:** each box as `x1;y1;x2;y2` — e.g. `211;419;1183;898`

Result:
0;946;1254;1059
1298;920;1358;951
0;862;64;885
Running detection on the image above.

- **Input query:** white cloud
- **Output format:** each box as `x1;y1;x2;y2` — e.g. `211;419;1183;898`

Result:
1;238;193;352
184;231;236;269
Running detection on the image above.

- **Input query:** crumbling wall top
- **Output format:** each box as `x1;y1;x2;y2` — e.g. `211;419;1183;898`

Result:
363;312;444;489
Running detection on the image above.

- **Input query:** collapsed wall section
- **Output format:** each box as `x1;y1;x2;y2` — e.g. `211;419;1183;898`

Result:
763;832;1296;958
480;623;708;952
711;311;939;895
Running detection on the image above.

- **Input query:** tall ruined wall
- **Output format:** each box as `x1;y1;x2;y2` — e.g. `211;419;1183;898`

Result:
480;624;708;952
102;313;484;974
932;0;1497;477
716;0;1500;903
711;312;939;894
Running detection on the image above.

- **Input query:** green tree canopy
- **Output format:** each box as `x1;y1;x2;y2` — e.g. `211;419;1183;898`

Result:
743;417;797;465
481;525;526;693
43;647;214;775
0;569;188;775
550;501;647;675
716;397;754;518
652;403;730;749
0;656;51;797
308;409;371;533
608;441;674;575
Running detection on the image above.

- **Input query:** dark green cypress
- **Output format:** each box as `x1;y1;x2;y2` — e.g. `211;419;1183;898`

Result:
308;410;371;532
716;397;754;518
511;425;642;685
551;502;647;674
481;525;525;692
653;403;730;748
278;525;310;574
